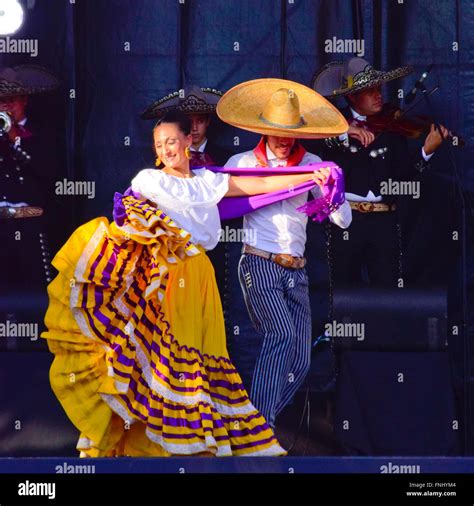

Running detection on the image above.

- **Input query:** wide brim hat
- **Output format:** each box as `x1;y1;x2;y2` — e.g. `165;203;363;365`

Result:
0;65;59;98
141;85;223;119
311;57;413;98
216;78;348;139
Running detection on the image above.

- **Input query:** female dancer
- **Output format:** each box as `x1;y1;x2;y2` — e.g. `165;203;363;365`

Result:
42;111;329;457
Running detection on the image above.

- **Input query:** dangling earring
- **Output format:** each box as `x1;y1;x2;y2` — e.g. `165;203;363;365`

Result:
185;146;192;159
155;156;161;167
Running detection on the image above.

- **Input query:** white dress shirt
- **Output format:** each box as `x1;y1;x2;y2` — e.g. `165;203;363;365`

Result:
343;108;433;202
131;167;229;250
224;144;352;257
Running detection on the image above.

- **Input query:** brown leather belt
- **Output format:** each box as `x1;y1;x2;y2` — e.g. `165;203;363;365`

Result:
349;201;396;213
243;244;306;269
0;206;43;219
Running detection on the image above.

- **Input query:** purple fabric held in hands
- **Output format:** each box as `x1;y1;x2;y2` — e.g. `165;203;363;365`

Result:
113;162;345;226
208;163;345;222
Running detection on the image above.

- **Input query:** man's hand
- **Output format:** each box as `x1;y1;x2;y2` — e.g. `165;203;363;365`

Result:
348;124;375;147
423;123;450;155
312;167;331;186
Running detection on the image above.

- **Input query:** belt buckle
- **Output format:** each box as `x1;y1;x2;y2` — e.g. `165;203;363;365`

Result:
0;206;43;220
274;254;295;269
358;202;374;213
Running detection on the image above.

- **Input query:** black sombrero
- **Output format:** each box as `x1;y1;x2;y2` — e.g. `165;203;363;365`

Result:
0;65;59;98
141;85;223;119
311;57;413;98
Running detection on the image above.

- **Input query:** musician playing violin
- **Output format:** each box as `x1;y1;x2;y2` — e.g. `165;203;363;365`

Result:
345;85;448;154
308;57;449;287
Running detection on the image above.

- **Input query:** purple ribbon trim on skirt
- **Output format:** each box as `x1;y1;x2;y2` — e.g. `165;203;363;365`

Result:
113;187;142;226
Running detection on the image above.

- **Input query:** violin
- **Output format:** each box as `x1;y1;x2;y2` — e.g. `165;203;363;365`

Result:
365;104;432;138
360;103;465;147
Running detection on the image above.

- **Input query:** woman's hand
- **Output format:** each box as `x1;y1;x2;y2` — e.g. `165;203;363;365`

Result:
312;167;331;186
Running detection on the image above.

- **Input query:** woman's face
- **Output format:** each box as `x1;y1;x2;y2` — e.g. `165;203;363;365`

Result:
153;122;192;169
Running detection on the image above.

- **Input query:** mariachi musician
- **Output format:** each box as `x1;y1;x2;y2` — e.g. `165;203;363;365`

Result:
0;65;60;297
307;57;449;287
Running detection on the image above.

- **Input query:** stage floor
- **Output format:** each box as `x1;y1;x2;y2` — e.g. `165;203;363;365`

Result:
1;456;474;474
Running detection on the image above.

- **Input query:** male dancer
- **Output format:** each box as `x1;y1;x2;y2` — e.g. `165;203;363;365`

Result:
218;79;352;427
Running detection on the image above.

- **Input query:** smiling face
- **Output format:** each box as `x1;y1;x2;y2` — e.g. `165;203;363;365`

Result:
153;122;192;170
266;136;296;160
189;113;210;149
347;86;383;116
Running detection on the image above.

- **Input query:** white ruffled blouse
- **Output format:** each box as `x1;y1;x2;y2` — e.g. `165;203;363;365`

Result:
131;168;230;250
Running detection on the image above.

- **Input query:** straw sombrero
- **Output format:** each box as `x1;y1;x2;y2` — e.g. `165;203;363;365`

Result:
311;57;413;98
141;85;223;119
216;78;348;139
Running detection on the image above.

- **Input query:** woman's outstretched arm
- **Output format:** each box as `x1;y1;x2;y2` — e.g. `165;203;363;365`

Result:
225;168;330;197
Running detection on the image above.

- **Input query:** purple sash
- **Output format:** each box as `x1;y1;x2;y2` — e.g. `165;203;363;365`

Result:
208;162;345;222
113;162;345;226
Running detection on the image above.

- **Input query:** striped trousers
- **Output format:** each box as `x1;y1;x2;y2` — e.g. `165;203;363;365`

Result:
238;253;312;428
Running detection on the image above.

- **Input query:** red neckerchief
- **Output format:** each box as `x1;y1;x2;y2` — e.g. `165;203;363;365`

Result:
253;136;306;167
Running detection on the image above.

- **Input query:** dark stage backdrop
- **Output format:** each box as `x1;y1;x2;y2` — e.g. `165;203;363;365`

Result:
1;1;471;215
0;0;471;255
0;0;473;452
0;0;469;276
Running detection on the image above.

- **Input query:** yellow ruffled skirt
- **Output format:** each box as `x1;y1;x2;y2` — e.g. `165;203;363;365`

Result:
42;194;285;457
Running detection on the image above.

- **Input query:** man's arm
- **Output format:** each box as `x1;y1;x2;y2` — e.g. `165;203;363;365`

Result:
329;199;352;229
310;185;352;229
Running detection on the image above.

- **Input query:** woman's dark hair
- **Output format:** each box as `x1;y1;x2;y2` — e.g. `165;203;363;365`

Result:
153;110;191;136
